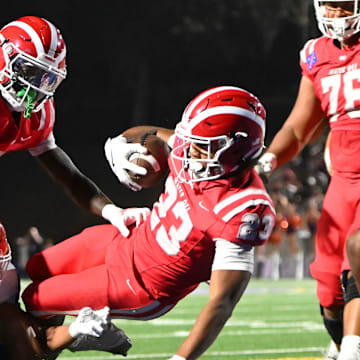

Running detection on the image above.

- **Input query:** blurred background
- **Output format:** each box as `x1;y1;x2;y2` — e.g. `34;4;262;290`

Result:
1;0;329;278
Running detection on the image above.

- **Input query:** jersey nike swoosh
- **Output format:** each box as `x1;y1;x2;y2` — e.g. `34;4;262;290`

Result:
198;201;209;211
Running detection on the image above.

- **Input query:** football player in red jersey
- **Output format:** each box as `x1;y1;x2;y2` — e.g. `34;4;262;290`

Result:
256;1;360;359
0;15;150;238
22;86;276;360
0;221;131;360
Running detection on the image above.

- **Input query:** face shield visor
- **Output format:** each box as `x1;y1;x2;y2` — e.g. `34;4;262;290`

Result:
0;43;66;117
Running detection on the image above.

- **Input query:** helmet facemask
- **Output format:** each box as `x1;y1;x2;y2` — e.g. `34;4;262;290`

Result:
172;127;253;184
314;0;360;40
171;86;266;185
0;41;66;117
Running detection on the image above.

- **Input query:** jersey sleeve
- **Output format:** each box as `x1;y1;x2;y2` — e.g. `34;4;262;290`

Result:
299;38;321;81
212;190;276;247
211;239;255;273
28;132;57;156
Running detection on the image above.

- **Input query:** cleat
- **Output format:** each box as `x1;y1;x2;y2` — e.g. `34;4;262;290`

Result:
69;322;131;355
68;307;131;356
323;340;339;360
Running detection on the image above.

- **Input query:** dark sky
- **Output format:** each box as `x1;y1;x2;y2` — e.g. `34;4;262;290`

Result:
0;0;319;242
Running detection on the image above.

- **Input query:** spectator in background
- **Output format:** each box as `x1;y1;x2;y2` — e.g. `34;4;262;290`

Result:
14;226;45;277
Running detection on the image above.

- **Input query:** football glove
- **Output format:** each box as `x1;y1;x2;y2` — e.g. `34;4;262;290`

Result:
102;204;150;237
255;152;277;176
104;135;148;191
69;306;109;338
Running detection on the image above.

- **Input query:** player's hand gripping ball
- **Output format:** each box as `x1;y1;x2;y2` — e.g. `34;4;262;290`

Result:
127;133;170;188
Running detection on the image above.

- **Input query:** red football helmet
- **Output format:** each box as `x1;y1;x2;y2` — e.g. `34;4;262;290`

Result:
0;222;11;280
0;16;66;117
171;86;266;183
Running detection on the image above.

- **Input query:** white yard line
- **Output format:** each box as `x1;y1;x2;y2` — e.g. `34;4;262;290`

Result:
59;347;326;359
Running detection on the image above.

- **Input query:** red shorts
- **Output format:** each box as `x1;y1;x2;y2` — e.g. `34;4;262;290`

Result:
310;172;360;307
22;225;175;319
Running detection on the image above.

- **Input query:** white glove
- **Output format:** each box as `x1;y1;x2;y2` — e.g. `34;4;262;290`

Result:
255;152;278;175
167;356;187;360
69;306;109;338
102;204;150;237
104;135;148;191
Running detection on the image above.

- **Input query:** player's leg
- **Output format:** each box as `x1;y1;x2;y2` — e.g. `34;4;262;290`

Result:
331;179;360;360
22;264;110;315
26;225;119;281
347;230;360;294
314;271;344;355
310;177;352;357
335;270;360;360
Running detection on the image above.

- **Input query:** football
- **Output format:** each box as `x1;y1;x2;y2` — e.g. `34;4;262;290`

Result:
127;132;170;188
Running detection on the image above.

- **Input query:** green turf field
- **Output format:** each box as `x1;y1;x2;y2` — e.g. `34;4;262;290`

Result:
45;278;330;360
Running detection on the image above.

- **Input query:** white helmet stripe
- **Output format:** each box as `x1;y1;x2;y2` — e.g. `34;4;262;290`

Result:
2;21;44;57
43;19;58;58
185;86;249;118
188;106;265;135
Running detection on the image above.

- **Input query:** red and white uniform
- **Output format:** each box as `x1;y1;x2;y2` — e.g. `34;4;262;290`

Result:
300;36;360;307
23;164;275;318
0;96;57;157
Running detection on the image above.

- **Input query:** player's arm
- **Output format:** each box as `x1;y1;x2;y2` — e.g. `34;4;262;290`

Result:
35;146;113;216
36;147;149;237
324;131;333;176
172;269;251;360
258;75;325;172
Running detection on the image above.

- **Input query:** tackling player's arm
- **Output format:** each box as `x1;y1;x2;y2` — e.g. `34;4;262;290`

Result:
35;146;113;217
261;75;325;170
174;269;251;360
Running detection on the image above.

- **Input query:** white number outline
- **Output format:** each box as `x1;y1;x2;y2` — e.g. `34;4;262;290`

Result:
321;69;360;121
237;213;273;243
150;177;193;255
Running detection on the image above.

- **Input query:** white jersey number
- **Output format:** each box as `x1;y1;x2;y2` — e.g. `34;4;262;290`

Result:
321;69;360;121
150;177;193;255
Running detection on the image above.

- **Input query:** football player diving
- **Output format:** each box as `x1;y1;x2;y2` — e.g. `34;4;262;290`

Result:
22;86;276;360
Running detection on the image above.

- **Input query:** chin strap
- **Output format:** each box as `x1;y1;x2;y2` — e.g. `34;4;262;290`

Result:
17;88;37;118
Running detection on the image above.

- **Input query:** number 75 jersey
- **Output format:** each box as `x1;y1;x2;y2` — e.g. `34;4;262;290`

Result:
132;168;275;302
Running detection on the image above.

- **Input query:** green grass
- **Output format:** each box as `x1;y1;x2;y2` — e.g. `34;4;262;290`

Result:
31;278;330;360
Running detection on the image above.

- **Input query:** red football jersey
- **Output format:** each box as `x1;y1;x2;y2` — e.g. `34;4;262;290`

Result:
130;162;275;303
300;36;360;130
0;96;55;155
22;162;275;315
300;36;360;172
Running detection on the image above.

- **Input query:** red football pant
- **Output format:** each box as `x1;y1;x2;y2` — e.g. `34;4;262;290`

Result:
310;172;360;308
22;225;174;319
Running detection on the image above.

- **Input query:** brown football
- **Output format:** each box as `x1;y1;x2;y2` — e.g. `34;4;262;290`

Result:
127;133;170;188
